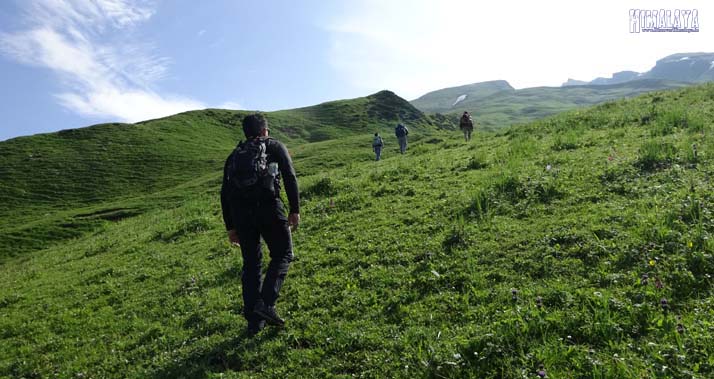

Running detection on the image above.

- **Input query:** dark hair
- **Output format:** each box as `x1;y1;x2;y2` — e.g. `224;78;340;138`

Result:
242;113;268;137
374;132;379;136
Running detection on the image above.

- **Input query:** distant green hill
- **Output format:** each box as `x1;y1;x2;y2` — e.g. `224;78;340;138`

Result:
1;83;713;378
411;79;690;129
412;53;714;126
410;80;515;113
0;90;436;258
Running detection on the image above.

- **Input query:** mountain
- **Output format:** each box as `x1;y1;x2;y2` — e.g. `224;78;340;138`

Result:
411;79;689;128
2;83;713;378
563;52;714;86
589;70;640;86
0;90;435;258
412;53;713;127
410;80;514;113
562;78;588;86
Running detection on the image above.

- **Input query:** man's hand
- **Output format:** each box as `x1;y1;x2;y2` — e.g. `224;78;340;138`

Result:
227;229;240;246
288;213;300;231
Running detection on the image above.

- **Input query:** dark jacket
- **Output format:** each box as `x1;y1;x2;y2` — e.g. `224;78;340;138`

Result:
395;124;409;137
460;114;474;130
220;137;299;231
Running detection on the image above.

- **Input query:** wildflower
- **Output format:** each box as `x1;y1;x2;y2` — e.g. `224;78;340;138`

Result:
687;241;693;249
594;291;602;297
655;278;664;289
641;273;649;285
546;164;552;171
649;259;656;267
537;364;547;378
511;288;518;301
660;298;669;311
536;296;543;308
677;323;685;334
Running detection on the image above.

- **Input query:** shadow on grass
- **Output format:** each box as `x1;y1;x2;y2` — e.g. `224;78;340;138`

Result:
150;326;283;379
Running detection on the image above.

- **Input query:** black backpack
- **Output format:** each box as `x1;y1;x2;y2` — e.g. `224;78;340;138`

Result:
395;124;407;137
227;138;275;199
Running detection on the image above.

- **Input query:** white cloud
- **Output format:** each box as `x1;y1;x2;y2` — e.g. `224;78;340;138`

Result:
217;101;243;110
56;90;203;122
326;0;714;99
0;0;205;123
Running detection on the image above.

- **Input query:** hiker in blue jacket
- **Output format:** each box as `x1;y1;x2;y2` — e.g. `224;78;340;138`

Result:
395;123;409;154
372;132;384;161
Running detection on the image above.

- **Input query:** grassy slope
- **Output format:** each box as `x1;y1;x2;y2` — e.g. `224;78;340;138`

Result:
2;84;714;378
0;91;435;259
411;79;692;130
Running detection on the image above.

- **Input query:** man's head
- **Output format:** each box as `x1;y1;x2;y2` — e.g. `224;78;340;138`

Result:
242;113;268;138
463;111;469;115
374;132;379;136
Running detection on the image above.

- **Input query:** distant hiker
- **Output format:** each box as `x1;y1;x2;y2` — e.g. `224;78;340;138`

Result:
395;122;409;154
221;113;300;335
372;132;384;161
460;111;474;141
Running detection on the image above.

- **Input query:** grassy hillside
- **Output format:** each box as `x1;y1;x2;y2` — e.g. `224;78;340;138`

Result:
0;91;435;259
1;83;714;378
412;79;691;130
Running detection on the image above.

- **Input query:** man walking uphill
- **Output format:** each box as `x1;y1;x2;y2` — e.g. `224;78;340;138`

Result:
460;111;474;141
221;113;300;335
372;132;384;161
395;122;409;154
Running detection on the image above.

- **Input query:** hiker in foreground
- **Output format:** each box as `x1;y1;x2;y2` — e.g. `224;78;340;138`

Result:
221;113;300;335
459;111;474;141
395;122;409;154
372;132;384;161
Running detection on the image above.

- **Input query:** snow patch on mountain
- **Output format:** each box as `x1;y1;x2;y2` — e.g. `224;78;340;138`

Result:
710;60;714;70
452;94;467;107
679;56;690;61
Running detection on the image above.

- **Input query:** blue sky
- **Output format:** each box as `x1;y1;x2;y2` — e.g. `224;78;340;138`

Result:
1;0;712;141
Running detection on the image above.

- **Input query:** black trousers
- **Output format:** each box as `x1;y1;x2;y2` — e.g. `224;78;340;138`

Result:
236;199;294;322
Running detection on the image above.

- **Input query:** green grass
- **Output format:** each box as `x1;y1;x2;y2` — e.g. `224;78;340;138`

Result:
0;91;439;260
2;84;714;378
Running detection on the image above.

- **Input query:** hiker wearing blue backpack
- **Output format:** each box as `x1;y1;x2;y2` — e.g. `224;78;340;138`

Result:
220;113;300;335
395;122;409;154
372;132;384;161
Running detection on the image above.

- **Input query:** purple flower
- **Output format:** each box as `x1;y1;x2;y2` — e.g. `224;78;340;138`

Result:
537;370;547;378
660;298;669;311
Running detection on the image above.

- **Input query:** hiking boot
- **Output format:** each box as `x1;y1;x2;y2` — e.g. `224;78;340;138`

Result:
247;319;265;336
254;302;285;326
